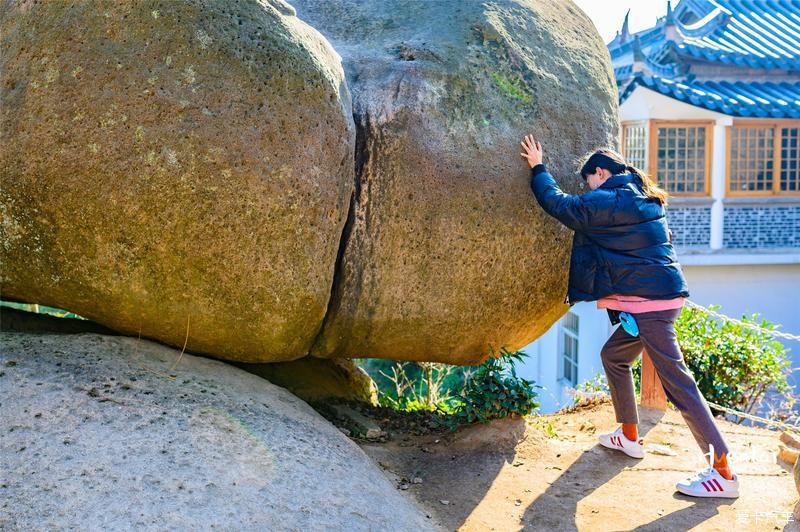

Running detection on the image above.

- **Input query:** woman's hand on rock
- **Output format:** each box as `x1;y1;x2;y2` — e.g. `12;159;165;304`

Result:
520;134;543;168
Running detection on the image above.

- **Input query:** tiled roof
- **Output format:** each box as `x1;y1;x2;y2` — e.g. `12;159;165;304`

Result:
620;75;800;118
611;1;800;118
609;0;800;69
614;60;678;81
671;0;800;69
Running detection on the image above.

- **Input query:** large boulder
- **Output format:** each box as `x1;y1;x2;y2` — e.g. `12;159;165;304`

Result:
0;0;354;362
236;356;380;405
1;0;619;367
292;0;619;363
0;305;380;405
0;331;436;530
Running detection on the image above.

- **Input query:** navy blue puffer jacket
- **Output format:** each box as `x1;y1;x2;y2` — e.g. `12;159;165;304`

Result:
530;163;690;306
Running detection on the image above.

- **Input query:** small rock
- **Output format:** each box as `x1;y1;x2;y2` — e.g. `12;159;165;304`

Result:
647;444;677;457
439;500;449;505
591;509;599;514
337;427;351;436
514;499;522;506
329;404;383;439
412;477;422;484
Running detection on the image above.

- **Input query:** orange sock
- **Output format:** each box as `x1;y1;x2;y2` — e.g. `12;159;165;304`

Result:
713;451;734;480
622;423;638;441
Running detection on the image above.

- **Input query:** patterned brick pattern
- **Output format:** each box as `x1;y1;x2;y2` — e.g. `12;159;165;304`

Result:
665;207;712;247
723;206;800;248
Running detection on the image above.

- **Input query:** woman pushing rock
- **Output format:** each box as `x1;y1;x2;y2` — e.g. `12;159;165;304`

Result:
520;134;739;499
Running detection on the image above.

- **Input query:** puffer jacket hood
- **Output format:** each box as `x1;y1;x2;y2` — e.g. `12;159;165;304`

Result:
529;163;690;305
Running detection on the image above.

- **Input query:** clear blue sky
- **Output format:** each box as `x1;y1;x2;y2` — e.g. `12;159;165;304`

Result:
572;0;669;44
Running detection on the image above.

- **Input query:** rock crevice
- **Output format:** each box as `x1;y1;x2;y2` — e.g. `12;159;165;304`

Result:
309;111;372;356
295;0;619;364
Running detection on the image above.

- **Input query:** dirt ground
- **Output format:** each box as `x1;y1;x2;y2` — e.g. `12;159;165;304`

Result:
354;399;798;531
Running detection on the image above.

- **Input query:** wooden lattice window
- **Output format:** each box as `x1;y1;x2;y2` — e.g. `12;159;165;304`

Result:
650;121;712;195
781;126;800;192
726;120;800;196
728;127;774;193
621;122;648;170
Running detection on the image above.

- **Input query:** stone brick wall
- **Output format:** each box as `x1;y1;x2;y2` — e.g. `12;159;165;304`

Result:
665;207;712;247
723;206;800;248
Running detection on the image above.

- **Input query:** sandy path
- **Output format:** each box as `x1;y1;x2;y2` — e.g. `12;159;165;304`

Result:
359;400;798;531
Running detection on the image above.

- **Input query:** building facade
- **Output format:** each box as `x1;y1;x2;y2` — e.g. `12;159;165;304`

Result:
518;0;800;414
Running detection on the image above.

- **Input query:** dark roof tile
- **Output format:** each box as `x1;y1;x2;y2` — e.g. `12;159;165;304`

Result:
620;75;800;118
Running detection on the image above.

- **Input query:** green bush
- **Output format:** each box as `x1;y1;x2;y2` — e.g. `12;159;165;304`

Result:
675;304;792;416
448;346;541;424
631;357;642;396
0;300;86;320
355;348;541;427
354;358;467;413
571;372;611;407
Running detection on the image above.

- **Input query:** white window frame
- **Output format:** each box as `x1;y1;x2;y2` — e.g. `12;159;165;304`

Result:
621;121;649;171
558;311;579;387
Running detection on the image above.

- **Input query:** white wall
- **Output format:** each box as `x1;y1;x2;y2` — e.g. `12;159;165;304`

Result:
620;85;730;122
517;302;615;413
682;264;800;389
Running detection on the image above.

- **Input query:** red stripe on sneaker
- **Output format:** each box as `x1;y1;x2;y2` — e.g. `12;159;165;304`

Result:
712;479;724;491
701;481;712;492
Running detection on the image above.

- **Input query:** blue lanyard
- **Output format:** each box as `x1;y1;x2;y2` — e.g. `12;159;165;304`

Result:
619;311;640;337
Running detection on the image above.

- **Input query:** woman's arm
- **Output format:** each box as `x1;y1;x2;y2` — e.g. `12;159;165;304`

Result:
520;134;592;232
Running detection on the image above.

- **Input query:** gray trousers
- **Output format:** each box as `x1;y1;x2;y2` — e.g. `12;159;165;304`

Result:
600;307;730;457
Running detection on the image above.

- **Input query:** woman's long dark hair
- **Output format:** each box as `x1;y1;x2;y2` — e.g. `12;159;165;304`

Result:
579;148;670;207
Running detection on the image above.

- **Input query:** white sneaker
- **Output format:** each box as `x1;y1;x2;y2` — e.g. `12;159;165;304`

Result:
598;426;644;458
675;466;740;498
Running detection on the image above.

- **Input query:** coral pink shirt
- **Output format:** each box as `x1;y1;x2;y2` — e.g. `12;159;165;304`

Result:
596;293;686;313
